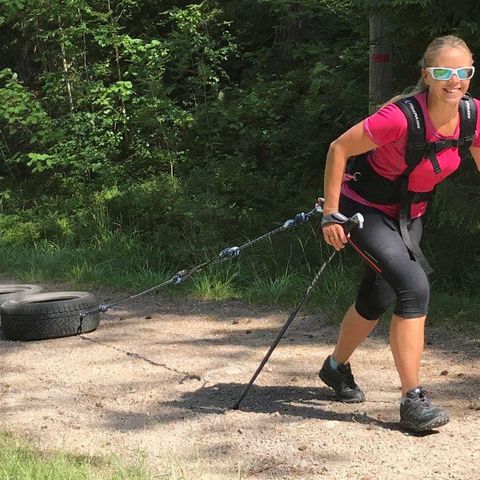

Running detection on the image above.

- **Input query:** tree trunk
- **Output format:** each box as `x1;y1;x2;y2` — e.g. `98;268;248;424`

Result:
369;14;392;113
78;8;91;84
58;15;75;112
107;0;128;150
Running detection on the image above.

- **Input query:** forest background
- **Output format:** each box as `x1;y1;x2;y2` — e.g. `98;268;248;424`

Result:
0;0;479;325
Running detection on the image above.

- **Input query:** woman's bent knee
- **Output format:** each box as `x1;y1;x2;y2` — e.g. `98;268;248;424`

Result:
354;300;384;321
393;277;430;318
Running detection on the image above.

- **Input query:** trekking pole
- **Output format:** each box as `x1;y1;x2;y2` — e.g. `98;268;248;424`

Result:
232;212;364;410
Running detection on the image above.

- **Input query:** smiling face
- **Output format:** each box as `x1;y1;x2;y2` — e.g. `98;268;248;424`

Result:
422;46;474;106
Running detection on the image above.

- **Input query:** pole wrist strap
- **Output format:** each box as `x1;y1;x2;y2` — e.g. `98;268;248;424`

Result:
321;212;349;227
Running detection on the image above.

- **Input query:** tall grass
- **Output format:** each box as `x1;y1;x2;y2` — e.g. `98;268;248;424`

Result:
0;234;175;291
0;228;355;303
0;226;477;332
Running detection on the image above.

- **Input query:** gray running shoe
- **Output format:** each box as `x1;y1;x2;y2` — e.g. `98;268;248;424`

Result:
319;355;366;403
400;387;449;432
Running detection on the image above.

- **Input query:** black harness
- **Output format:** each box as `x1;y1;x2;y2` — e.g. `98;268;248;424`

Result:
345;94;477;274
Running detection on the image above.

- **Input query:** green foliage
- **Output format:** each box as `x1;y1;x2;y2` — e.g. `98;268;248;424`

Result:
244;272;307;307
0;0;24;26
0;0;478;301
0;68;51;168
428;292;480;334
426;168;480;296
191;266;239;301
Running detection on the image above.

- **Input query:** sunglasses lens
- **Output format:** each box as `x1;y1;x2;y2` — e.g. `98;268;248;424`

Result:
432;68;452;80
457;67;474;79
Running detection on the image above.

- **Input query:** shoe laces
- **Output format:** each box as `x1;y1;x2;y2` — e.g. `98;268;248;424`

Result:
408;387;432;407
337;363;357;388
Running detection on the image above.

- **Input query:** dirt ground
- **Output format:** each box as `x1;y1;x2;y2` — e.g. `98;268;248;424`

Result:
1;281;479;480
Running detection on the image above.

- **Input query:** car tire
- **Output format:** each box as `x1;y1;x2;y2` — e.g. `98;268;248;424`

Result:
1;291;100;341
0;284;44;304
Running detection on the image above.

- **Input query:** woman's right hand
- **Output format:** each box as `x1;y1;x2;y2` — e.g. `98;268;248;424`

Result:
322;222;349;251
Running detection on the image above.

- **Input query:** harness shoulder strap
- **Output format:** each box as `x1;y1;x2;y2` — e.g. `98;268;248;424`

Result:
458;93;477;159
394;96;433;274
394;96;426;175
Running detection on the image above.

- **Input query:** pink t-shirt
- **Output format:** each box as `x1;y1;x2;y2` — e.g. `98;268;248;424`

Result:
342;92;480;218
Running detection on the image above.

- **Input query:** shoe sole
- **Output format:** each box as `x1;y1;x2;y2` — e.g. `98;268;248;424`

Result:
319;370;366;403
400;415;449;432
335;396;365;404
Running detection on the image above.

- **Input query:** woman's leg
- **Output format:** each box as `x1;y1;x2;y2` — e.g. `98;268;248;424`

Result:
332;304;378;364
319;304;372;402
391;313;449;432
331;262;397;364
322;197;429;394
319;277;391;403
322;197;448;429
335;290;427;390
389;314;425;394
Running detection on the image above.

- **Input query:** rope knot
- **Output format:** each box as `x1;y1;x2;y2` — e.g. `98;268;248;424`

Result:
173;270;188;284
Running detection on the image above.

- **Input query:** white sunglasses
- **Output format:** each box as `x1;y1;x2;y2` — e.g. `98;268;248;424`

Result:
425;66;475;81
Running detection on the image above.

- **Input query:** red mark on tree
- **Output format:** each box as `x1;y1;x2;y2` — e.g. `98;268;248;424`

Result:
372;53;391;63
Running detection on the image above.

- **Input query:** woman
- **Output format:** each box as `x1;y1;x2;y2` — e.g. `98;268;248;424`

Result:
319;35;480;432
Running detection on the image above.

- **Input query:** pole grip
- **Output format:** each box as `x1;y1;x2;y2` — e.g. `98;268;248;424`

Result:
342;213;364;234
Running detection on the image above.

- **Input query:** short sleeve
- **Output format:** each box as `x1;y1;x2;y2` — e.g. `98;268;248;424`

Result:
363;102;408;147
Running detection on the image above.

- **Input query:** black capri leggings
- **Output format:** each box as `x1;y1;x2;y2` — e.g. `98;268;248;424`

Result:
339;195;430;320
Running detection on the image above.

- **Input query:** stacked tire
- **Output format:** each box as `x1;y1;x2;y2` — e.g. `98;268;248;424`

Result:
0;285;100;341
0;284;44;303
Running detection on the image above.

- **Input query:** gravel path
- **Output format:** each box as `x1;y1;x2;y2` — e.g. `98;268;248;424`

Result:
1;287;479;479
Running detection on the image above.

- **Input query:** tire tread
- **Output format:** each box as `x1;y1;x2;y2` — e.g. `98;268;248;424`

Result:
1;292;100;341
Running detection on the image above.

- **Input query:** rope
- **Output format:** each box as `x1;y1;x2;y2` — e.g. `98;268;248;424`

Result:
79;203;323;319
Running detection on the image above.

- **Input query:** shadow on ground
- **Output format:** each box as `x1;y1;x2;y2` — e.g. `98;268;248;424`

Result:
154;382;445;437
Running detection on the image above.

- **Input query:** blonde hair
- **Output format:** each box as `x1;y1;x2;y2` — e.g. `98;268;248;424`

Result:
386;35;473;105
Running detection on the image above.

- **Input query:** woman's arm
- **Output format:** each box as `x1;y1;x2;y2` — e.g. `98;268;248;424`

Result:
323;121;378;214
322;121;378;250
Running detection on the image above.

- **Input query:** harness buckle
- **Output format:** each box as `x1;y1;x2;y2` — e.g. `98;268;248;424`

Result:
343;171;361;182
434;138;447;148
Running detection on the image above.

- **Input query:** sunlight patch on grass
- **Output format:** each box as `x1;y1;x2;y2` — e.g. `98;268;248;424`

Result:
0;432;186;480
